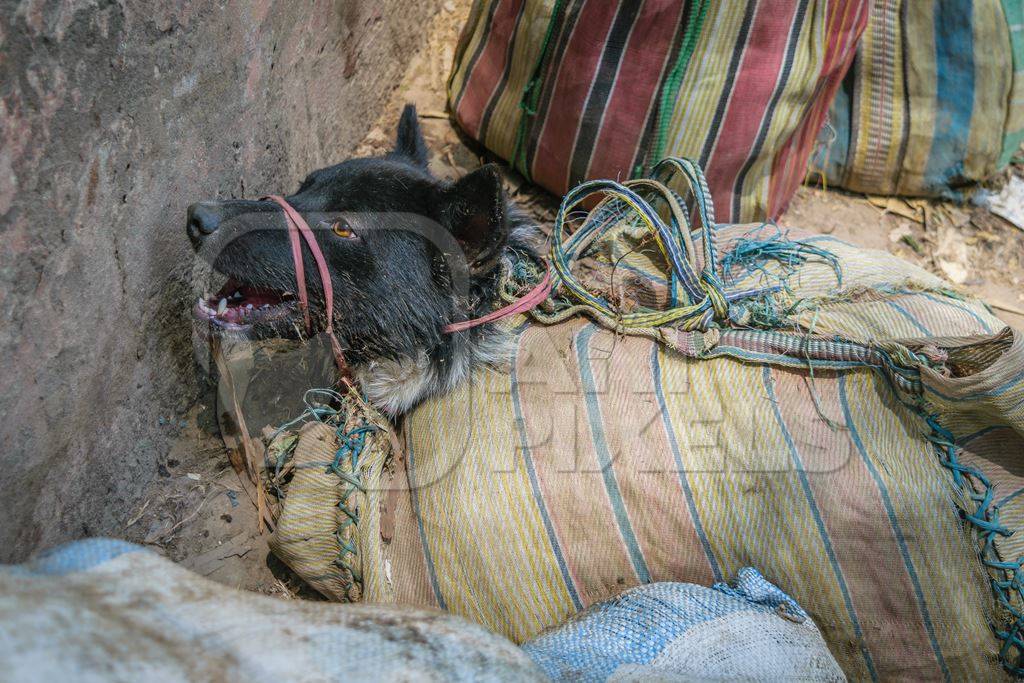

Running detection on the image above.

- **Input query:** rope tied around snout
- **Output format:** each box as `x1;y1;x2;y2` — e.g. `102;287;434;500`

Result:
263;195;352;385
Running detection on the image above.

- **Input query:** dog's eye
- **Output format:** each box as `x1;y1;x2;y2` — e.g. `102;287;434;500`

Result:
326;219;356;239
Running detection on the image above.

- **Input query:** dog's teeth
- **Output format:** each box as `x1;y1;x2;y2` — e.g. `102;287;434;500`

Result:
246;304;253;310
231;291;243;300
217;298;228;315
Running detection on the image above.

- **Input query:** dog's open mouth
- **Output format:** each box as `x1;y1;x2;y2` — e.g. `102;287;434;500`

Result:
194;277;298;332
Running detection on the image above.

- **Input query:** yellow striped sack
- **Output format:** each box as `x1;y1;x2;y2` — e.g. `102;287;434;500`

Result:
350;226;1023;681
269;164;1024;679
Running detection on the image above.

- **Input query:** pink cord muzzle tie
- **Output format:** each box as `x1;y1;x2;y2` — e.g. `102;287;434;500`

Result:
263;195;351;385
441;268;552;333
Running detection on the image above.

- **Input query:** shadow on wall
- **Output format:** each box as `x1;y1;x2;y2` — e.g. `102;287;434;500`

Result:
0;0;443;562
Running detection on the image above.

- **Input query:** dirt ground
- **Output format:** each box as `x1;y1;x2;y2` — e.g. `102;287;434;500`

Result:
125;0;1024;594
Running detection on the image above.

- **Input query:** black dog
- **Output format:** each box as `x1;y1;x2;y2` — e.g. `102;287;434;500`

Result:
188;105;539;413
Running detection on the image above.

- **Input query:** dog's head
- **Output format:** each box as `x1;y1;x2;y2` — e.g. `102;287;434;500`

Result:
188;105;525;372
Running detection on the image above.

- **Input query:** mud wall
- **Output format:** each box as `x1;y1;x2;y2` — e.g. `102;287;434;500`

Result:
0;0;442;561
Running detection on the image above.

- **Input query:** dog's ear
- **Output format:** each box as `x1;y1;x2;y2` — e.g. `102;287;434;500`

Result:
393;104;428;168
439;164;509;275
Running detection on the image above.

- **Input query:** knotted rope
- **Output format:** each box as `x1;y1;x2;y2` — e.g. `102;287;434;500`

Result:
263;388;388;602
925;414;1024;676
329;422;376;600
548;157;771;331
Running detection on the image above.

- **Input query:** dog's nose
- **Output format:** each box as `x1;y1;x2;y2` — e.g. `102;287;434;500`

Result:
186;202;222;245
188;202;221;234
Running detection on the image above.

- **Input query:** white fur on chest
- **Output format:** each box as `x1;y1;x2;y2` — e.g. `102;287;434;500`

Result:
353;329;515;414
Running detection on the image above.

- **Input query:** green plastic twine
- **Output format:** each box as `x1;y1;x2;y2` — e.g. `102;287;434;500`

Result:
649;0;709;172
511;0;568;179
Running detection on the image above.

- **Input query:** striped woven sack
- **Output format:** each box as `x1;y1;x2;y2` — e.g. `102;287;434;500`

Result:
447;0;870;223
813;0;1024;197
265;160;1024;679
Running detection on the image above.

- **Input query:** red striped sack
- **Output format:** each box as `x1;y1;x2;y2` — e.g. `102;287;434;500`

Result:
447;0;869;223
